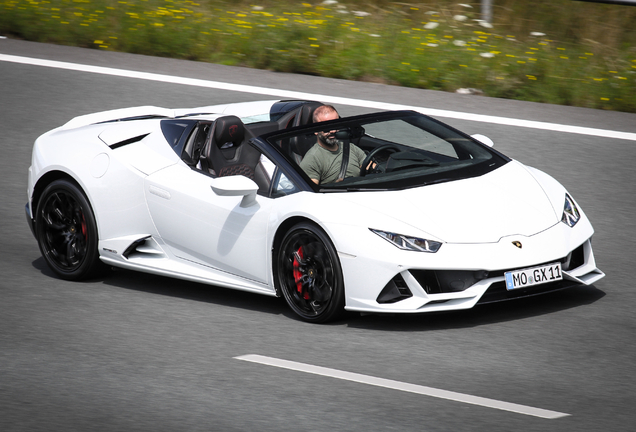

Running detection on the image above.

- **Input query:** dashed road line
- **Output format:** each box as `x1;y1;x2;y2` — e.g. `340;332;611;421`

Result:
235;354;570;419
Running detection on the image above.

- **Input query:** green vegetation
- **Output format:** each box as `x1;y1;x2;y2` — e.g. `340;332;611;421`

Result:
2;0;635;112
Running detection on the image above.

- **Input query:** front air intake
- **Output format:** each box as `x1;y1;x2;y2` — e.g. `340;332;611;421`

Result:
410;270;488;294
377;274;413;304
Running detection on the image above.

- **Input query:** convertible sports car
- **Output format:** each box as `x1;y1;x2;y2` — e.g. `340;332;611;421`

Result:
26;99;604;322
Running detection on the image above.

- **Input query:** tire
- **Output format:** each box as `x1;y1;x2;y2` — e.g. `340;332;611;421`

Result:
276;222;345;323
35;179;104;280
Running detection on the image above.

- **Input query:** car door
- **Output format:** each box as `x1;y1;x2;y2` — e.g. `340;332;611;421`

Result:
144;164;274;285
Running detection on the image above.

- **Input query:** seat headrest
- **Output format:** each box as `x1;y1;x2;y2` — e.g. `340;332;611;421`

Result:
214;115;245;148
294;102;324;127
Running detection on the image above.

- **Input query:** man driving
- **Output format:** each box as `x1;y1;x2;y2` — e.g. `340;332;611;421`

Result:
299;105;368;184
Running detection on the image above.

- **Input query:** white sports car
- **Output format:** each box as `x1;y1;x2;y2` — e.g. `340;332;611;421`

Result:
26;100;604;322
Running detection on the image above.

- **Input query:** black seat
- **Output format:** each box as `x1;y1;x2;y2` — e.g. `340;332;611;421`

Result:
203;115;259;179
275;101;324;130
278;102;324;163
292;102;324;128
203;116;272;194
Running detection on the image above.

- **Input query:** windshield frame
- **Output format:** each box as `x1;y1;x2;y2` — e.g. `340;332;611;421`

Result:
259;110;511;192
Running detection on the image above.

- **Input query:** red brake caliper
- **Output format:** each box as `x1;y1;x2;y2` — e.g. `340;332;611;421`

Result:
293;247;310;299
80;213;87;238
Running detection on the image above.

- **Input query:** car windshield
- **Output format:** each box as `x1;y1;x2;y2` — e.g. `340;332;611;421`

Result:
264;110;509;191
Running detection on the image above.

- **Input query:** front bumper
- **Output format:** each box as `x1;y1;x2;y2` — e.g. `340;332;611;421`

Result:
333;220;604;314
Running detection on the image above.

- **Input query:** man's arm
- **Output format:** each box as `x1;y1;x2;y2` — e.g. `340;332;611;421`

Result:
299;147;322;184
352;145;375;170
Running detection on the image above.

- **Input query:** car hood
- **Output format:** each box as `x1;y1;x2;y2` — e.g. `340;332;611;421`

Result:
338;161;561;244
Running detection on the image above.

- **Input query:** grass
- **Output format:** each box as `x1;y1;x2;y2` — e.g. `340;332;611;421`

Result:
1;0;635;112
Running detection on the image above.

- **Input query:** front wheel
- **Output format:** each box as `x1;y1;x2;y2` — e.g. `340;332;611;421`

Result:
276;222;344;323
35;179;104;280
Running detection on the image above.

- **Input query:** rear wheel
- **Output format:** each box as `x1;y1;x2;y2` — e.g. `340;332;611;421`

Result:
277;222;344;323
35;179;104;280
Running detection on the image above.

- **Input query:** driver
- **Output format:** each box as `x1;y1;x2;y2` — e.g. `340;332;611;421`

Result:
299;105;368;184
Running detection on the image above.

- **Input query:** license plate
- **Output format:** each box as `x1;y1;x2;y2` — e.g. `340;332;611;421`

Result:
504;262;563;290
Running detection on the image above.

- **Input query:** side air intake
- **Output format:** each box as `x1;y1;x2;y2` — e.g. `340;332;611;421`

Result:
122;236;166;260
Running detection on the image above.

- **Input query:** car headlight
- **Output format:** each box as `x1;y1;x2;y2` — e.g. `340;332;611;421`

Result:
370;229;442;253
561;193;581;227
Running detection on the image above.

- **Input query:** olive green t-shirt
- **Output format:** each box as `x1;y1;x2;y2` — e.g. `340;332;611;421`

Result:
299;143;367;184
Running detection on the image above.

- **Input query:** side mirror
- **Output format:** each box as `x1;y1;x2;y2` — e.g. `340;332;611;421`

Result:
471;134;494;147
210;175;258;207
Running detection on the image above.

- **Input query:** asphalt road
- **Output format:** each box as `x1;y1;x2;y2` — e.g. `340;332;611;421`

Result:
1;38;635;432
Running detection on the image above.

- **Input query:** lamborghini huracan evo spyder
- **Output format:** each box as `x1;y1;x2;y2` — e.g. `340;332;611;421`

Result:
26;100;604;322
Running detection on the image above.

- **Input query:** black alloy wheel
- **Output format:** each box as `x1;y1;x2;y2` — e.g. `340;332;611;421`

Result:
277;222;344;323
35;179;104;280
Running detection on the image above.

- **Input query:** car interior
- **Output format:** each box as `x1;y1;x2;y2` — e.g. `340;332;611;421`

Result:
176;101;499;194
178;101;324;195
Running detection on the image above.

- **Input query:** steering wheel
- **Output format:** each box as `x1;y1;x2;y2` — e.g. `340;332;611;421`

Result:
360;144;402;176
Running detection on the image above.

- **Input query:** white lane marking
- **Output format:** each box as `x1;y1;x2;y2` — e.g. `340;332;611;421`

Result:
235;354;569;419
2;53;635;142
